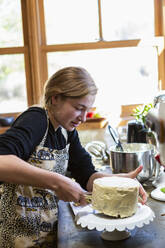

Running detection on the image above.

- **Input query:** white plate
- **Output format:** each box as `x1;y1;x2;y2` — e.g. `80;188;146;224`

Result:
151;185;165;201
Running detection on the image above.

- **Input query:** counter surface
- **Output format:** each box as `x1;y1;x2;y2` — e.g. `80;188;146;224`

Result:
58;184;165;248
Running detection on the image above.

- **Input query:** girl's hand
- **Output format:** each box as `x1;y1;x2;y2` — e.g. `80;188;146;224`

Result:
118;165;148;205
54;175;87;205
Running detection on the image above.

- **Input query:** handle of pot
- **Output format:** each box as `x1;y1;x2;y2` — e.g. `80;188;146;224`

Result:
150;151;157;179
146;129;158;148
146;129;160;179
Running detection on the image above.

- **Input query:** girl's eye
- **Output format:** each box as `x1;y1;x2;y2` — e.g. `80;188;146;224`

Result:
75;107;83;111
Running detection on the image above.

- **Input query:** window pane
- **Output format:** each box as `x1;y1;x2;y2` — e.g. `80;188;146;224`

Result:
0;54;27;113
47;48;158;120
0;0;23;47
101;0;155;41
44;0;99;44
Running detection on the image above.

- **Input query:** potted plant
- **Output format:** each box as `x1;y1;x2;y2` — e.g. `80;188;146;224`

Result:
132;103;153;125
127;103;154;143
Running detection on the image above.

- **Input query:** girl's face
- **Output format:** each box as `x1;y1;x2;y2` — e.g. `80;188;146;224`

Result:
50;94;96;131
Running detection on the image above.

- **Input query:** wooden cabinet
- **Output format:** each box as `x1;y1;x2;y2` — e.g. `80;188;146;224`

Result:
0;127;10;134
0;112;20;134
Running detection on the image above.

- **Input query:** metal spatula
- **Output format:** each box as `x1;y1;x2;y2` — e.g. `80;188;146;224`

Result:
108;124;124;151
74;193;92;206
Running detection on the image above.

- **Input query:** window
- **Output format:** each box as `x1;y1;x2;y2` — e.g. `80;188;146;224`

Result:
0;0;23;47
101;0;155;40
44;0;99;44
0;0;27;113
47;47;158;118
0;54;26;113
0;0;164;126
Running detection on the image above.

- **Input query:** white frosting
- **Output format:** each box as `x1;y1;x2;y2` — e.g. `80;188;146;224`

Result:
110;143;154;153
94;177;139;187
92;177;139;218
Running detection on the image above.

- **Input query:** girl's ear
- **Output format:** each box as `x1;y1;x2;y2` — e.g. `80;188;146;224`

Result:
51;95;59;105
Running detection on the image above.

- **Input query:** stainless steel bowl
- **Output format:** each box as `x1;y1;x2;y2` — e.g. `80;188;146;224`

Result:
109;143;156;182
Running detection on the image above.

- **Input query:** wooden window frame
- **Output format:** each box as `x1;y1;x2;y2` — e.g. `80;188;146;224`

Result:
0;0;165;120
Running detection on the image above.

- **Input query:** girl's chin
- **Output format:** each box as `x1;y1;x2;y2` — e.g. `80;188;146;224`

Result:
62;122;80;131
62;124;76;131
69;122;79;130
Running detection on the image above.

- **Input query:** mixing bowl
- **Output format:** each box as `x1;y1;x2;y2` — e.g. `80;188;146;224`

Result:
109;143;156;182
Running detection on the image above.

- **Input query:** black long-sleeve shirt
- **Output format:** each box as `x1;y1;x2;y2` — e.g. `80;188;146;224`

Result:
0;107;96;189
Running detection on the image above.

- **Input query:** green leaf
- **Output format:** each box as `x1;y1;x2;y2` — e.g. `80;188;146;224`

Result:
131;103;154;124
160;187;165;193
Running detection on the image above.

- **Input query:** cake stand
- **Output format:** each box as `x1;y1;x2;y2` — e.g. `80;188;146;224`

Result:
70;203;155;241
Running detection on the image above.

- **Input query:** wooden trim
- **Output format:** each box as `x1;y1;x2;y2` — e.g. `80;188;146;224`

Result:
21;0;43;105
37;0;48;87
21;0;34;106
157;38;165;90
154;0;163;36
98;0;103;41
0;47;26;55
162;0;165;35
0;112;20;118
154;0;165;90
25;0;43;104
21;0;48;105
0;36;162;56
42;37;164;52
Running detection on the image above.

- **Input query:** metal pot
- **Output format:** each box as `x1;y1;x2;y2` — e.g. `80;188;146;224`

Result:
109;143;156;182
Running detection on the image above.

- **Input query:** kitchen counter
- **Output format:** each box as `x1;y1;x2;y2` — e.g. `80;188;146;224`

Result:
58;182;165;248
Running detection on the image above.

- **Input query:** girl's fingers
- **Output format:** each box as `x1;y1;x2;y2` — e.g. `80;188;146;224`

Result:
139;185;148;204
128;165;143;179
127;165;148;204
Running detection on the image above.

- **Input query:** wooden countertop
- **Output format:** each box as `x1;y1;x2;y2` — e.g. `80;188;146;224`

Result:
58;183;165;248
76;118;108;130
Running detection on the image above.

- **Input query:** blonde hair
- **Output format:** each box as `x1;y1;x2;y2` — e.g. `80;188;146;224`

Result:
43;66;98;110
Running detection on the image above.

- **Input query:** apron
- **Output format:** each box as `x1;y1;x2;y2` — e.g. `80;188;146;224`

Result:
0;118;69;248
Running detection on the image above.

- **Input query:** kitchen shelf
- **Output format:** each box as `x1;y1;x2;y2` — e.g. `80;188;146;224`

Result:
77;118;108;130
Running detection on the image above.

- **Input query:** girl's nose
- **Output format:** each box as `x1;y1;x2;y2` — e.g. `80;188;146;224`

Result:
79;111;87;123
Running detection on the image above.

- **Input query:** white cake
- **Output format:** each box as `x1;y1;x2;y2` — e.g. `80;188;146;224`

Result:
92;177;139;218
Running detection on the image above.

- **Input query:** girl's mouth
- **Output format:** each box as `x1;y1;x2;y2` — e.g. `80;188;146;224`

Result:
71;121;81;127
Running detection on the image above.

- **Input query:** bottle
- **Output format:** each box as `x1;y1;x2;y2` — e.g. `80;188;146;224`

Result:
127;120;147;143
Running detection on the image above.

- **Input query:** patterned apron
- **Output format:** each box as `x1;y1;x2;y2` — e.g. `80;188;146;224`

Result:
0;123;69;248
